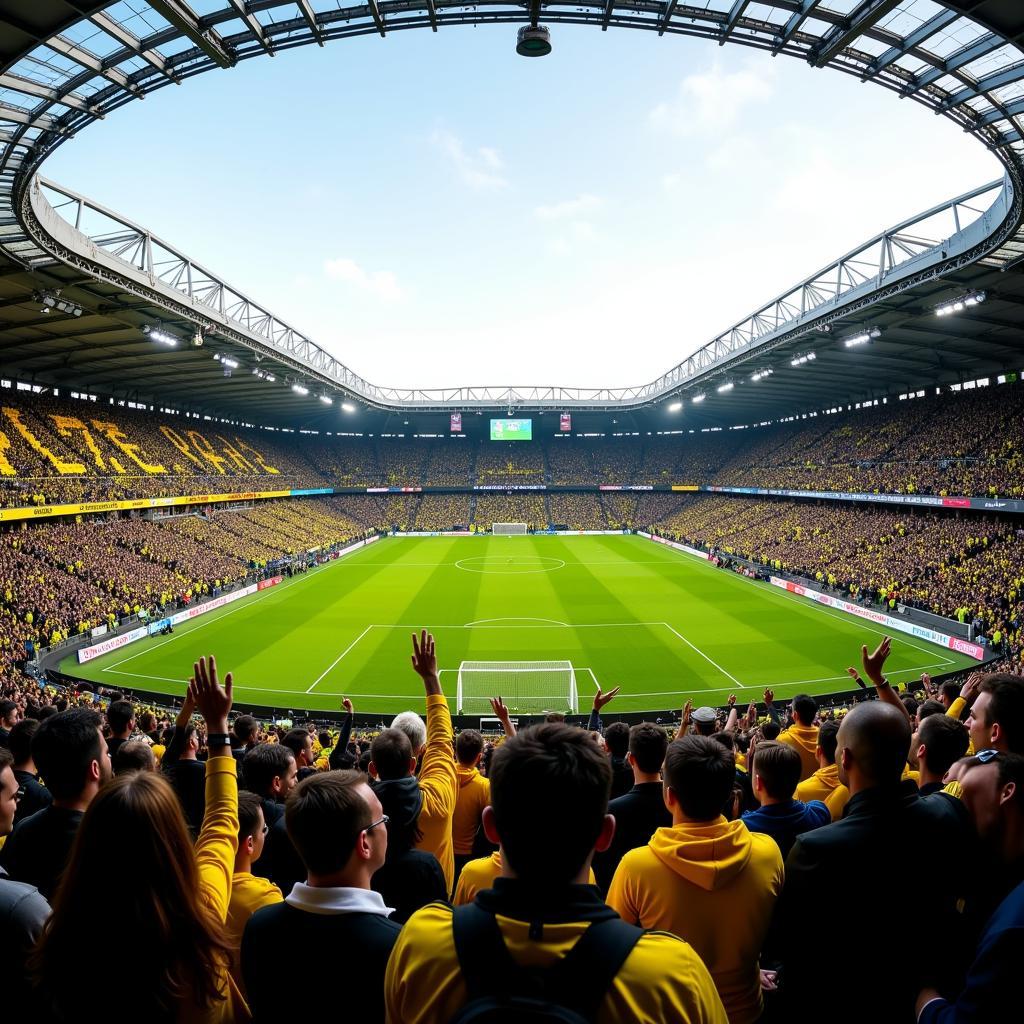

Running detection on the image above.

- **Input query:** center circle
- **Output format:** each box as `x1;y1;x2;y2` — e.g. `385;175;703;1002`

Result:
454;556;566;574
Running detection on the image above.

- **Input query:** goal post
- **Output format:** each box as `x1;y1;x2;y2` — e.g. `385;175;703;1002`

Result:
492;522;527;535
457;660;578;715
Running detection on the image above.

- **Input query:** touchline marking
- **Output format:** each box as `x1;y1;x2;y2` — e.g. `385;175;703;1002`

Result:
305;625;375;694
659;622;745;688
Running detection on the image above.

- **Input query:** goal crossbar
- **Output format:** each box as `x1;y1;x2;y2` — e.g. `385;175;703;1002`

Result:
457;659;578;715
493;522;527;535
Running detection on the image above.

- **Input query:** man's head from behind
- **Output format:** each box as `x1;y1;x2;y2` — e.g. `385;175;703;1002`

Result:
106;699;135;738
628;722;668;777
282;728;314;768
604;722;630;759
483;723;612;886
967;674;1024;754
33;708;110;804
959;751;1024;857
663;735;736;822
234;714;258;747
816;720;840;767
391;711;426;757
917;714;969;780
792;694;817;727
237;790;267;866
751;741;802;805
9;717;39;769
369;728;415;781
113;741;157;775
0;700;18;731
456;729;484;768
286;770;385;882
939;680;961;709
836;702;911;791
242;742;297;799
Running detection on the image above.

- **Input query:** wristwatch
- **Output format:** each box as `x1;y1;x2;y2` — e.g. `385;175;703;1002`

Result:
206;733;232;748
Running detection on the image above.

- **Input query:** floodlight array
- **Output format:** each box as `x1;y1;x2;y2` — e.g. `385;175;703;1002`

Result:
935;291;986;317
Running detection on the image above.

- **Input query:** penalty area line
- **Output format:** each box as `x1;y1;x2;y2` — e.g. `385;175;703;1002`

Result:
305;625;374;693
659;622;745;688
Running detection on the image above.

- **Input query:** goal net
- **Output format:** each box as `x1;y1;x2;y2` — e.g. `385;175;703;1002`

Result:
457;660;578;715
492;522;527;535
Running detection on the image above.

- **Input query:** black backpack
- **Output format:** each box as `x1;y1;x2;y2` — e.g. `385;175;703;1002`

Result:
449;902;643;1023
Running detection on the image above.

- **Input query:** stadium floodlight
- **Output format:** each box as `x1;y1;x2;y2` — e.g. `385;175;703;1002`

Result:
936;291;985;316
844;327;882;348
191;329;204;348
319;395;333;405
790;352;816;367
213;354;239;369
264;374;276;383
291;384;309;396
34;290;83;317
668;401;683;412
716;381;735;394
341;402;356;413
516;25;552;56
691;393;706;403
751;369;774;382
142;325;178;347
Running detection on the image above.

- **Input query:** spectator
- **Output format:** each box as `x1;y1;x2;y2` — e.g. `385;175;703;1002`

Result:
0;747;50;1019
691;706;718;736
604;721;634;799
593;722;671;892
452;729;490;882
231;714;259;769
742;741;830;858
916;715;970;796
608;735;782;1023
916;751;1024;1023
794;720;849;820
29;655;243;1021
386;723;728;1023
7;719;51;825
161;693;207;836
770;701;975;1022
0;708;110;901
242;772;400;1022
370;631;457;895
777;693;819;781
241;742;297;880
113;740;157;775
966;674;1024;754
281;728;316;781
940;680;962;712
105;699;135;759
225;791;281;993
0;701;17;748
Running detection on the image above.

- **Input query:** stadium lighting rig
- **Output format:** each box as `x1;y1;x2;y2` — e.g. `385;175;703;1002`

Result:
33;290;83;317
252;368;276;382
291;384;310;396
750;368;774;382
691;393;706;403
212;353;239;369
667;401;683;412
341;402;356;413
319;394;333;405
935;291;986;317
790;352;817;367
142;324;178;347
843;327;882;348
516;25;551;56
716;381;735;394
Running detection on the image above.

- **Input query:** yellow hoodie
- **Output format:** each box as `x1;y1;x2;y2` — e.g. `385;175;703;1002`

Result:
454;851;597;906
415;694;459;894
795;763;850;820
452;764;490;856
778;723;819;781
607;818;783;1024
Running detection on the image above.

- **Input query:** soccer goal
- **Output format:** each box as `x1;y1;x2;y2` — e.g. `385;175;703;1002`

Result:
492;522;527;535
457;660;578;715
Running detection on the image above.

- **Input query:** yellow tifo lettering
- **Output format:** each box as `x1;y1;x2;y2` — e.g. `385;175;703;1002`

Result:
0;429;16;476
159;425;205;469
187;431;228;474
233;437;279;475
2;407;85;474
215;435;256;473
89;420;166;474
50;415;106;471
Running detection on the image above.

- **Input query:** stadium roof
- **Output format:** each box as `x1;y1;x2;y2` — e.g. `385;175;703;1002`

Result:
0;1;1023;432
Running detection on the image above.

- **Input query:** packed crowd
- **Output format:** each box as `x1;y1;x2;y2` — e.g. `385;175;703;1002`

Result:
548;493;609;531
0;632;1021;1022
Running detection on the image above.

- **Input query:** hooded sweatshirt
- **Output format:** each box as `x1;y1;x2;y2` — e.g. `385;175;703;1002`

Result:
452;764;490;856
741;799;830;859
453;850;597;906
796;763;850;820
778;723;820;781
607;817;783;1024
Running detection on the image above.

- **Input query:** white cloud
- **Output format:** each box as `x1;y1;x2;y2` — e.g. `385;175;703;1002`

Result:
651;61;776;136
323;258;402;301
534;194;604;220
431;130;508;189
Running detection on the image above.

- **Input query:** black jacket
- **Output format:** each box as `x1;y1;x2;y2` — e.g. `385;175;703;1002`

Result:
593;782;671;892
251;797;285;881
160;726;206;836
0;805;83;902
769;781;976;1023
12;769;51;826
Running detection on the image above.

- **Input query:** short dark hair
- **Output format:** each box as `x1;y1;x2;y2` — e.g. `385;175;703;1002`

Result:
710;731;735;752
0;747;12;772
456;729;484;765
663;735;736;821
604;722;630;758
628;723;668;775
817;720;840;764
234;715;258;743
761;721;781;741
9;718;39;765
792;694;817;726
107;700;134;735
489;724;611;885
370;729;412;781
113;741;155;775
918;715;969;777
979;674;1024;753
32;708;103;801
318;731;333;749
285;771;371;875
242;743;295;796
917;699;946;722
0;700;16;722
752;741;802;801
37;706;57;722
281;729;310;761
940;681;961;705
237;790;265;842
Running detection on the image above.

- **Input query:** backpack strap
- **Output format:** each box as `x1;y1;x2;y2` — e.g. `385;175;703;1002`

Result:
452;904;643;1016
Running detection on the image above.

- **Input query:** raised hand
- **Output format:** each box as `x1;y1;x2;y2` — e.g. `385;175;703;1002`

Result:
341;696;353;714
189;655;233;734
727;694;737;707
846;666;867;689
861;636;892;685
960;672;983;704
763;688;775;705
593;685;620;712
920;672;934;695
411;630;442;696
746;701;757;725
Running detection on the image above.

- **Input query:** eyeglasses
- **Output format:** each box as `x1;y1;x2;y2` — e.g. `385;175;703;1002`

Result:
364;814;389;833
975;749;1002;764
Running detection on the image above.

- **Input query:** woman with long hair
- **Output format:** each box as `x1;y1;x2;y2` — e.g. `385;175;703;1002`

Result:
30;656;247;1023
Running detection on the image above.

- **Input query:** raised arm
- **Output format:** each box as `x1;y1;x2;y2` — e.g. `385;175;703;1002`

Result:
857;637;910;724
160;688;196;766
763;689;780;726
489;696;516;738
587;684;620;733
724;694;738;733
329;696;354;770
411;630;456;815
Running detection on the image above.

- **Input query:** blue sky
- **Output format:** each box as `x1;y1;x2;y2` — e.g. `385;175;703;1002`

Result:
49;24;1001;390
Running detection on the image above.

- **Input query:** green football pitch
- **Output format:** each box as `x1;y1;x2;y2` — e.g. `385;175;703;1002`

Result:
63;535;978;716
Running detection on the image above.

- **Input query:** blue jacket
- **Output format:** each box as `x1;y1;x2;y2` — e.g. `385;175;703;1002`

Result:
919;876;1024;1024
741;798;830;858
